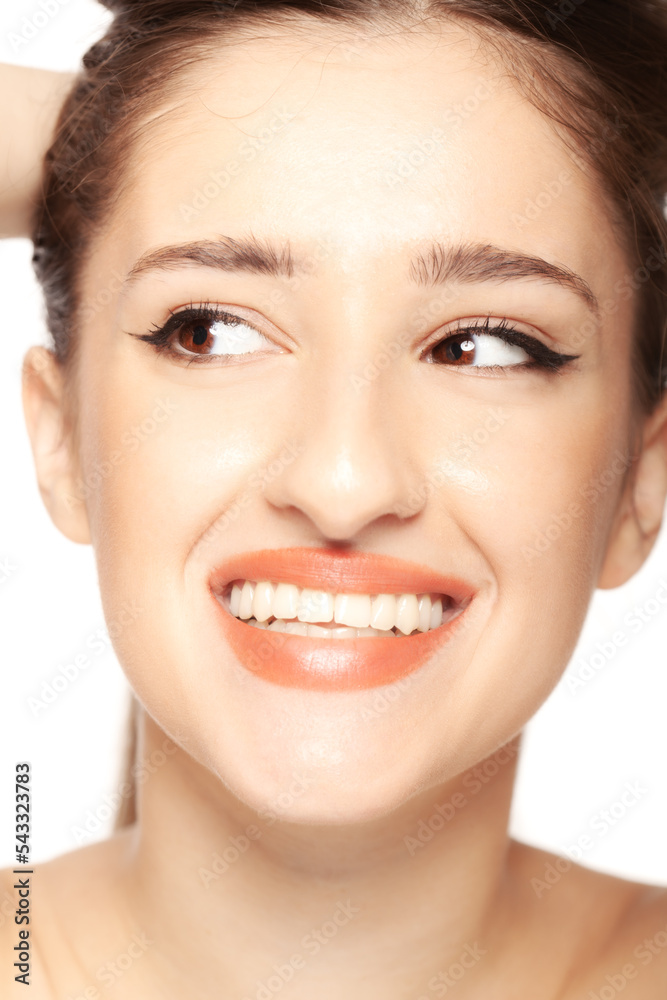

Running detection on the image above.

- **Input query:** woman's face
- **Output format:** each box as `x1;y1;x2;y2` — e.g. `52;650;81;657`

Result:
61;20;641;820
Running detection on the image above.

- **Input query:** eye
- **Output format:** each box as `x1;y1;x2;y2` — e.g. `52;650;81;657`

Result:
129;308;579;373
431;331;529;368
422;317;579;373
128;306;278;365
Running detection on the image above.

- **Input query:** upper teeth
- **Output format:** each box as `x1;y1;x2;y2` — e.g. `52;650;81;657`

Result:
227;580;450;635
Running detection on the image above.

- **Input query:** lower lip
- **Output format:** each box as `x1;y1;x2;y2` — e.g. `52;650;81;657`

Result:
212;595;469;691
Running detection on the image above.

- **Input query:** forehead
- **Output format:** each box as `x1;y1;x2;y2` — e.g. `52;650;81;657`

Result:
98;19;627;290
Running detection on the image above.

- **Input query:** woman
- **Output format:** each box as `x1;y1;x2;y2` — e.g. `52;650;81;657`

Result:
3;0;667;995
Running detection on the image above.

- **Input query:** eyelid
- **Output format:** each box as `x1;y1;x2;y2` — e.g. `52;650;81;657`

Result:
429;315;542;347
161;302;265;336
127;302;279;365
422;316;581;371
129;305;580;372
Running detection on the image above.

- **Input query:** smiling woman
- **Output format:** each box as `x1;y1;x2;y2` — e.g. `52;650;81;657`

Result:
3;0;667;997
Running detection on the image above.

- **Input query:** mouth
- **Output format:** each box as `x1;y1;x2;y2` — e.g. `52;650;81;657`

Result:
208;547;475;691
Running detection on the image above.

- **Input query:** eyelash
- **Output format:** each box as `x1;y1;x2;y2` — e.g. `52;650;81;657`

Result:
427;316;581;373
128;304;581;373
129;304;253;368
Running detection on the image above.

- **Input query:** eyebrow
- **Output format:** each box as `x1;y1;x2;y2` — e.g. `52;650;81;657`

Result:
124;234;600;316
410;241;600;316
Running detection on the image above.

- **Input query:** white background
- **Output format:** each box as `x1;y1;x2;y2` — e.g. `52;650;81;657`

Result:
0;0;666;885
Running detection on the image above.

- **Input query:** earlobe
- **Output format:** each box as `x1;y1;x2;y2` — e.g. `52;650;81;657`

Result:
597;394;667;590
21;345;91;545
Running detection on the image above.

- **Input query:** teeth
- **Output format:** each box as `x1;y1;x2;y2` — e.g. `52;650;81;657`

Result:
370;593;396;631
299;588;335;624
333;593;372;628
247;619;397;638
238;580;255;620
395;594;419;636
273;582;300;620
226;580;454;637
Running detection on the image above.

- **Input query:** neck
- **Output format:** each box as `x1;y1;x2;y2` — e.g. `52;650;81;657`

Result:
121;711;521;998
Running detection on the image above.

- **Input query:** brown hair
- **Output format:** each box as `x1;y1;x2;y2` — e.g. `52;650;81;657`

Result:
31;0;667;829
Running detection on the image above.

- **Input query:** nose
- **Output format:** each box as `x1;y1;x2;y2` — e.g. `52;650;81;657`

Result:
263;363;426;540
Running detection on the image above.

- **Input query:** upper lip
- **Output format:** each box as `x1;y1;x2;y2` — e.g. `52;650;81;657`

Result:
208;547;476;607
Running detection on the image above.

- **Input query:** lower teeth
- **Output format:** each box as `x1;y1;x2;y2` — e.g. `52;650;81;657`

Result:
239;617;421;638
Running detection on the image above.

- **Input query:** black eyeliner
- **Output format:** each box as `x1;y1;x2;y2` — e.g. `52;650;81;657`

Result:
126;305;246;365
128;307;242;348
128;306;581;372
443;316;581;372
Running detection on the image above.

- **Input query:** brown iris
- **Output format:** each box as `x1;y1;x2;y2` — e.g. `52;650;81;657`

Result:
178;321;213;355
432;333;477;366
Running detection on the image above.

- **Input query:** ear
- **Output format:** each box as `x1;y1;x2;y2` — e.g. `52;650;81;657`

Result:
597;393;667;589
21;346;91;545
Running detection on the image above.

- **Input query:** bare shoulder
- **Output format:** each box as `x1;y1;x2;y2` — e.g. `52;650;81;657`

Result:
1;829;138;1000
579;881;667;998
507;839;667;998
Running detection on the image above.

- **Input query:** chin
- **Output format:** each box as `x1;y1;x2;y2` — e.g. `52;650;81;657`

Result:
187;712;443;828
218;764;428;827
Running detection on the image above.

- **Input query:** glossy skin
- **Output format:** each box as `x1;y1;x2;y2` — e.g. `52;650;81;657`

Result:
11;17;667;998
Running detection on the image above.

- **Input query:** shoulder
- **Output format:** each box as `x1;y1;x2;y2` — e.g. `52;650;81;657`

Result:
578;882;667;998
508;840;667;998
0;830;137;1000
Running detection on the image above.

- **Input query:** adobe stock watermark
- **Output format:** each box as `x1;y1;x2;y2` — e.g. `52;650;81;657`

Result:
511;168;574;230
521;448;634;562
587;919;667;1000
562;241;667;356
63;931;153;1000
510;117;626;231
80;270;125;324
607;243;667;310
7;0;70;53
349;284;464;395
254;236;335;315
384;75;499;190
200;439;305;545
530;779;649;899
415;941;487;999
198;771;316;888
450;407;509;463
338;28;378;63
404;742;519;856
64;397;178;510
240;900;360;1000
27;600;143;717
381;78;497;187
390;408;508;519
565;577;667;694
357;673;415;721
70;738;180;845
178;105;298;222
545;0;586;29
383;126;448;189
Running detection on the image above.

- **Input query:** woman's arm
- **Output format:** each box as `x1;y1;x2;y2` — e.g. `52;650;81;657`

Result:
0;63;75;239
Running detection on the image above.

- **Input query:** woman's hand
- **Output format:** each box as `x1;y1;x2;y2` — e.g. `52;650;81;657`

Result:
0;63;75;239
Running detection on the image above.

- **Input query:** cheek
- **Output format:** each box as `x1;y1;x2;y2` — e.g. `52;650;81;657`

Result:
442;378;633;709
79;399;263;567
72;353;265;636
